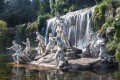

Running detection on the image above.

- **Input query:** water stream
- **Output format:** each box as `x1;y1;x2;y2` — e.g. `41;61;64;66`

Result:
44;6;95;49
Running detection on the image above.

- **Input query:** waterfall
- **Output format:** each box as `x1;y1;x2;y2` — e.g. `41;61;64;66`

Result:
44;6;95;49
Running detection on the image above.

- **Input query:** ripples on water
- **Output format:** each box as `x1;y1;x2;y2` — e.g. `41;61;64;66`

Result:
0;54;120;80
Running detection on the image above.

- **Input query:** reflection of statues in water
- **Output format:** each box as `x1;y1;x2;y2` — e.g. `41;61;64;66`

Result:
12;67;23;80
42;33;56;57
54;38;68;68
22;38;31;57
35;31;45;54
7;40;22;63
25;69;31;80
94;33;107;59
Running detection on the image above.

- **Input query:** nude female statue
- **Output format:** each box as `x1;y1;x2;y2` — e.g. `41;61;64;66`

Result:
89;31;97;57
56;25;62;38
94;33;107;59
61;28;70;47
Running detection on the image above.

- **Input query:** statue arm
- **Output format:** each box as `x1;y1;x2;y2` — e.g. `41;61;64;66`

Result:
6;45;14;50
22;42;26;45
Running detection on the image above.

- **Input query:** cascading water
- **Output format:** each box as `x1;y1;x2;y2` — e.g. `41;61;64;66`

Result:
44;6;95;49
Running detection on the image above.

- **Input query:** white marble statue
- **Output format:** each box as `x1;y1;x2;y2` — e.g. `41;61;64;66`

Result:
42;33;57;57
61;28;70;47
46;33;56;51
22;38;31;56
56;25;62;38
54;38;68;68
35;31;45;54
89;30;98;57
94;33;107;59
7;40;22;63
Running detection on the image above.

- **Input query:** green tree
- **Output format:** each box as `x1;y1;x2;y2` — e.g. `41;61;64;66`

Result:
0;0;5;13
0;20;8;52
37;0;46;15
49;0;55;16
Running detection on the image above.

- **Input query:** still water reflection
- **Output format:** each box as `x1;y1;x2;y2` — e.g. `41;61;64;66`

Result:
0;55;120;80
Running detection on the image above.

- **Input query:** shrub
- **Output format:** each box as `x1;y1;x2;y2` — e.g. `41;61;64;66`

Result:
115;43;120;68
0;20;8;52
0;20;8;38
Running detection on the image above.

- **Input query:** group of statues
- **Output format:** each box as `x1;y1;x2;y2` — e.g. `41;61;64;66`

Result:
7;16;108;68
89;31;107;59
7;20;69;68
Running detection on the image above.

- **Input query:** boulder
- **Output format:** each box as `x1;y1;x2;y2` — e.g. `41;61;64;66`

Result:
65;47;82;60
90;59;118;69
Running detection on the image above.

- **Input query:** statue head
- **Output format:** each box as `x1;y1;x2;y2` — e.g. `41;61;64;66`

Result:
49;33;53;37
12;40;17;45
36;31;39;36
26;38;29;41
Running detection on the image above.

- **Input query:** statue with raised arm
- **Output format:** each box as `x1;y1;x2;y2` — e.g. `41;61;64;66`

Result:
22;38;31;57
7;40;22;63
35;31;45;55
54;38;68;68
94;33;107;59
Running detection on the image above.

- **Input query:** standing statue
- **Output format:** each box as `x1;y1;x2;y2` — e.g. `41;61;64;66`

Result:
7;40;22;63
42;33;56;57
89;30;97;57
35;31;45;54
94;33;107;59
61;28;70;47
22;38;31;57
56;25;62;38
54;38;68;68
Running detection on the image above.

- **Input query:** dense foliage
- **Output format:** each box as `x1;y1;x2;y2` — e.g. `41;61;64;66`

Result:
93;0;120;65
0;20;8;52
0;0;119;63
